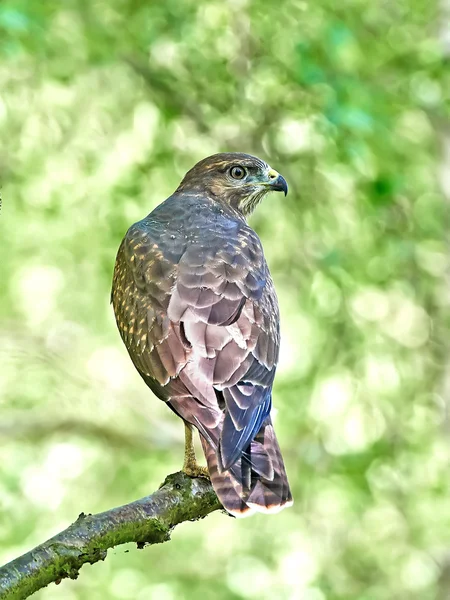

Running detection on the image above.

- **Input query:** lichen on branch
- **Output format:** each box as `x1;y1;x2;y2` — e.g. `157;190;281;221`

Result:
0;472;222;600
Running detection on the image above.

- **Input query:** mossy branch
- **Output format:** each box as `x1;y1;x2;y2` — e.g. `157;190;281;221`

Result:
0;472;223;600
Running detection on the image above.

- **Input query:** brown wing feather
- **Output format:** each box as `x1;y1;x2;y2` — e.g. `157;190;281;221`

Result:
112;230;184;388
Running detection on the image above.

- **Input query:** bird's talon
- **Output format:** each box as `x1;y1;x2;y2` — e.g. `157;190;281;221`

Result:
183;465;210;479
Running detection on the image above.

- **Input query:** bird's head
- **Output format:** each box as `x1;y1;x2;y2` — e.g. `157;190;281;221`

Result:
176;152;288;217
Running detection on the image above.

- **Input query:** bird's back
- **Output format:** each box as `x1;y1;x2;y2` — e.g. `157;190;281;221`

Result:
112;155;292;517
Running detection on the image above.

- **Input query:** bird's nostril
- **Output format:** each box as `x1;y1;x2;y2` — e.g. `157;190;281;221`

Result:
268;169;278;180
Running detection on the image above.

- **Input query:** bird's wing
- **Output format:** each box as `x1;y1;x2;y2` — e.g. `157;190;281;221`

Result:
166;220;280;470
112;215;280;470
111;220;186;389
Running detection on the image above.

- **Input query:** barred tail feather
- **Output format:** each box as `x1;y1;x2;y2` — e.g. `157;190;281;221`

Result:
245;421;293;514
201;436;255;517
201;418;293;518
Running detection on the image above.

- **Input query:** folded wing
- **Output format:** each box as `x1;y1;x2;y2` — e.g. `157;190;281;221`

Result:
112;205;292;516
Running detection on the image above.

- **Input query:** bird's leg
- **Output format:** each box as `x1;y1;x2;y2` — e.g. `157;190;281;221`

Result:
182;421;209;478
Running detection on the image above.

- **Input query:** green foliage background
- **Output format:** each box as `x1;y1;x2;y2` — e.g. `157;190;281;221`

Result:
1;1;449;598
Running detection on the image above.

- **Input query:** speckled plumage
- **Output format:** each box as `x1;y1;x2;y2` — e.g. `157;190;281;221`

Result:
112;153;292;517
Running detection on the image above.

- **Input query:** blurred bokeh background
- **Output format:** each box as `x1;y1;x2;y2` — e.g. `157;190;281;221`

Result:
1;0;449;598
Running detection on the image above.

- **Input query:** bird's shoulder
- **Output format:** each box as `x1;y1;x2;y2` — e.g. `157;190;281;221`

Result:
122;192;266;271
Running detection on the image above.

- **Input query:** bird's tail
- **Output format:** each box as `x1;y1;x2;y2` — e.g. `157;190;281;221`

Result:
200;417;293;517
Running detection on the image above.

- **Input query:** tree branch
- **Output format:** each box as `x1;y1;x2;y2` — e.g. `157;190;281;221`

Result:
0;472;223;600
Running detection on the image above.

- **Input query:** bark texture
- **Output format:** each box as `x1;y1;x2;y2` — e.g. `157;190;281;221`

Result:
0;472;222;600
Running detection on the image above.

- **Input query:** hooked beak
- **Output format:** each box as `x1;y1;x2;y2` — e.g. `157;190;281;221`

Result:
267;169;288;196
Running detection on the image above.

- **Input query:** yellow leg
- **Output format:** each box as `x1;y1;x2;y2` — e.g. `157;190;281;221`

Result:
182;421;209;478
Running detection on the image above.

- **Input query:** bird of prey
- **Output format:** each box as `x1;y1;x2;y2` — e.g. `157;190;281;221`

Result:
112;152;292;517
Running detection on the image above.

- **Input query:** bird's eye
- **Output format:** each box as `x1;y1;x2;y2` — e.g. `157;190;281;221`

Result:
230;165;246;180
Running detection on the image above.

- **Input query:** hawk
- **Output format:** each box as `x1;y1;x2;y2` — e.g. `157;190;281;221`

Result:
112;153;293;517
